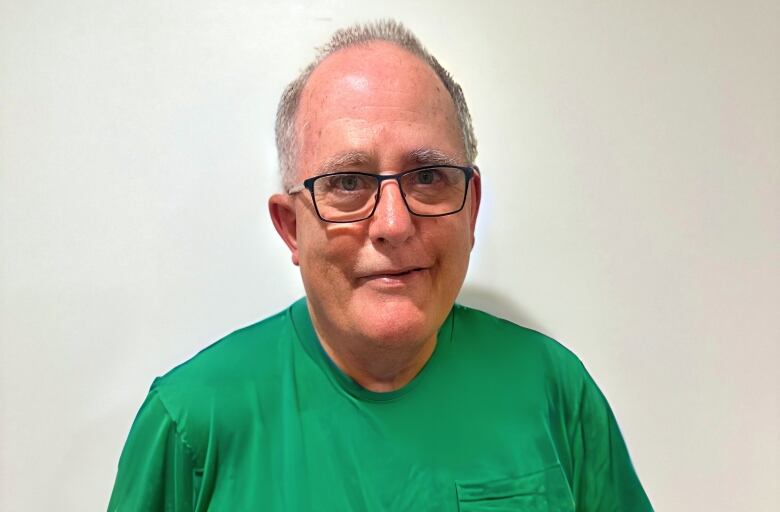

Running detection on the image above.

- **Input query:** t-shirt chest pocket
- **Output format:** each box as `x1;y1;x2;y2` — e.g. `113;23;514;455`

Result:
455;463;575;512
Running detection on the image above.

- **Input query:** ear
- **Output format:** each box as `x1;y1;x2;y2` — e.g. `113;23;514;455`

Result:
468;168;482;248
268;193;300;266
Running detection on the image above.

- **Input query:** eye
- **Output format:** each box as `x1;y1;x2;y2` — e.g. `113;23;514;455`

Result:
321;173;373;193
338;174;360;191
414;168;442;185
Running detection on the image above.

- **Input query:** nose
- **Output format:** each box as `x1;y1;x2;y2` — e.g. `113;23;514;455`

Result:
368;181;416;246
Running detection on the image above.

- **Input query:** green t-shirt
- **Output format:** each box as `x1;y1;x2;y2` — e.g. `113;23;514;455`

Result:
109;299;652;511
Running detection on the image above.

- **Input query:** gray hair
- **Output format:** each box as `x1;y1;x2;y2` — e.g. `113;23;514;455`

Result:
275;19;478;191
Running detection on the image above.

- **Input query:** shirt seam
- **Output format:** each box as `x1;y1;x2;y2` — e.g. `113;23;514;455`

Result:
149;387;201;470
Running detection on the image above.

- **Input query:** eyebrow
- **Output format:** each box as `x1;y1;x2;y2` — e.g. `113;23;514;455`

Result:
315;148;460;175
317;151;373;174
406;148;460;167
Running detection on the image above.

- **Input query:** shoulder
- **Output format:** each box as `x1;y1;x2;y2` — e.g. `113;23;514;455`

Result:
139;302;303;462
450;303;591;403
147;303;300;434
451;303;602;424
452;303;585;371
158;304;294;390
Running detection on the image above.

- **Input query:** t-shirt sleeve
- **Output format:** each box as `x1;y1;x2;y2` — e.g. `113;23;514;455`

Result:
108;389;199;511
568;365;654;512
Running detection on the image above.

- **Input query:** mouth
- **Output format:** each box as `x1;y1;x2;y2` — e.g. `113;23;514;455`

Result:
358;266;429;284
375;267;425;277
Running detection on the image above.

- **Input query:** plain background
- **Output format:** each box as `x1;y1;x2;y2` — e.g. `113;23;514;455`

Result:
1;1;777;510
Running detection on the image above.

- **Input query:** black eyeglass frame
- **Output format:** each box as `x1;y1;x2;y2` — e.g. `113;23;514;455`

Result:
288;165;477;223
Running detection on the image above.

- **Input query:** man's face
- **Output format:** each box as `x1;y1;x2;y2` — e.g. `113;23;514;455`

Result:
271;42;480;349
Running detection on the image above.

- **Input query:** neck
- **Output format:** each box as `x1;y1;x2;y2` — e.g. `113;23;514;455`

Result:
308;309;438;393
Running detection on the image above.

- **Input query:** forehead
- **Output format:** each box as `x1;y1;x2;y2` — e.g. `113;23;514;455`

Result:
295;42;463;176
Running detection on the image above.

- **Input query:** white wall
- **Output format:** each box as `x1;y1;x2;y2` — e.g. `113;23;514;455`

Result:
1;1;777;510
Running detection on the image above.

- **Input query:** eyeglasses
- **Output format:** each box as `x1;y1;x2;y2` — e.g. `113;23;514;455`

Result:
287;165;476;223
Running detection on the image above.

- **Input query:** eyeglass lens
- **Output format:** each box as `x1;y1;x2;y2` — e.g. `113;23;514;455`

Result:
312;167;468;222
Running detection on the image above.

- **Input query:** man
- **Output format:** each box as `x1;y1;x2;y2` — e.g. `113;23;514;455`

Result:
109;20;653;511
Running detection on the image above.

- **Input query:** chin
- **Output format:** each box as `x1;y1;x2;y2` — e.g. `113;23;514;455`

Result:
352;295;437;345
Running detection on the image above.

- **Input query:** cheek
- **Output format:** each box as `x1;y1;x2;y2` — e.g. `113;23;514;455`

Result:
420;221;473;288
295;215;331;277
447;226;475;275
298;224;362;283
430;218;474;257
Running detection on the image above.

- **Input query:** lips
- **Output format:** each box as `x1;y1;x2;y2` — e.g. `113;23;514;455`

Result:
357;265;430;281
372;267;424;277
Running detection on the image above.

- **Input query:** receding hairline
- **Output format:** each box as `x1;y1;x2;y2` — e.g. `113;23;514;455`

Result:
275;20;478;191
293;40;464;148
300;38;451;92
